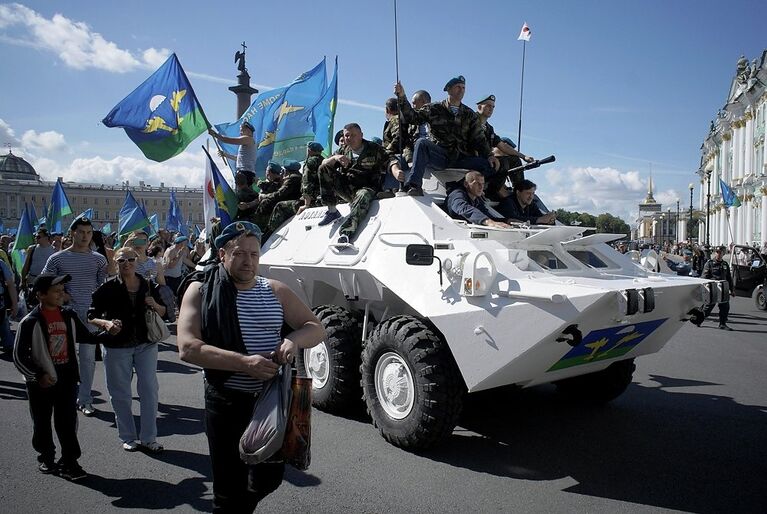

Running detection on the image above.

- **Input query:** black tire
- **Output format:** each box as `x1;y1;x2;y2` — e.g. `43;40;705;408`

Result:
361;315;464;450
554;359;636;405
752;285;766;311
295;305;363;413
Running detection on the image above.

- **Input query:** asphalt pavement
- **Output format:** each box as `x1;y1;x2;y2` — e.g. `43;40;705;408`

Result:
1;297;765;513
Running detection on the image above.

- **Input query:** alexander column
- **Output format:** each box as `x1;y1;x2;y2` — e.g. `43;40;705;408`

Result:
229;42;258;118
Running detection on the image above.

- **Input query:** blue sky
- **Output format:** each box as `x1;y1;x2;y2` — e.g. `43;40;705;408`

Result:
1;0;765;224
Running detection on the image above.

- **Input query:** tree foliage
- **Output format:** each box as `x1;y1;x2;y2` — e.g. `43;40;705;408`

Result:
555;209;630;236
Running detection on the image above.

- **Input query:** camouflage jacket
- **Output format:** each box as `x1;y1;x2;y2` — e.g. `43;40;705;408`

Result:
481;120;501;151
398;97;491;162
257;179;281;194
301;155;323;200
256;171;302;215
332;140;388;190
382;117;414;164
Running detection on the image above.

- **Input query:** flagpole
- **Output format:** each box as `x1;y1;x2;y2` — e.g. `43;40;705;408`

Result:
393;0;404;193
517;40;526;152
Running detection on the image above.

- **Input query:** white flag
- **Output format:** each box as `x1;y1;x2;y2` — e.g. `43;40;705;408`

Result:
203;145;217;237
518;22;531;41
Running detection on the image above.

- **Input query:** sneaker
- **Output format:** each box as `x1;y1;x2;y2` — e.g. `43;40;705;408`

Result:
718;324;733;331
38;461;57;474
122;440;139;452
337;235;350;245
78;403;95;417
58;462;86;481
140;441;164;453
318;209;341;226
407;186;424;197
376;190;395;199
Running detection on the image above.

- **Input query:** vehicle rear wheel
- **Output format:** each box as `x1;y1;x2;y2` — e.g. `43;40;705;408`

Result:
295;305;363;413
555;359;636;405
361;315;464;449
753;285;767;311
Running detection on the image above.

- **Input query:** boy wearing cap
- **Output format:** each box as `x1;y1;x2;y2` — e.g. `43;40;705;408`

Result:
42;216;108;417
13;273;91;480
393;76;500;196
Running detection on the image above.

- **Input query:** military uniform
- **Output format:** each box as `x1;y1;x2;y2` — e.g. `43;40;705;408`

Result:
382;116;414;163
234;186;259;223
397;97;495;189
252;169;302;231
318;140;388;240
702;253;735;329
257;178;281;195
267;155;324;233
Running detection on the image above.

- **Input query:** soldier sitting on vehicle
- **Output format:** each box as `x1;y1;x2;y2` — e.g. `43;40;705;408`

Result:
317;123;389;245
394;76;500;196
252;160;302;232
381;97;413;196
233;170;259;224
265;142;325;238
475;94;534;194
495;179;556;225
258;161;283;194
446;171;512;229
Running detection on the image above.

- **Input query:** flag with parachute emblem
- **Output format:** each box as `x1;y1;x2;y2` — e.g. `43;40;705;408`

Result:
518;22;532;41
11;204;35;274
47;178;73;233
719;179;741;208
102;53;209;162
214;59;328;174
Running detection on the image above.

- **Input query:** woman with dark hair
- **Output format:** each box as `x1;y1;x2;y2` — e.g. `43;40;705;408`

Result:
88;246;167;453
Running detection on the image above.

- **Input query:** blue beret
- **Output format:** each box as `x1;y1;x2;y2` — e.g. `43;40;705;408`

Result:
443;75;465;92
282;160;301;172
500;137;517;149
307;141;324;152
241;121;255;132
214;221;262;249
334;130;344;146
370;137;383;145
69;216;92;231
266;161;281;173
173;235;188;244
476;94;495;105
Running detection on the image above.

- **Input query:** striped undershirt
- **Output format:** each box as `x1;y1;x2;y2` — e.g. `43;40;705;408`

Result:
222;276;284;393
42;249;108;331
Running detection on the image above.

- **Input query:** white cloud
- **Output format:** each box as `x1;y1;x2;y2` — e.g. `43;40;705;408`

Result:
542;166;648;223
21;129;67;153
142;47;171;68
0;118;21;148
0;3;168;72
30;150;207;190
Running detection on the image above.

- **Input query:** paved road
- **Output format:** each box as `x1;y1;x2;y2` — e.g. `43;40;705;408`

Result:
1;297;765;513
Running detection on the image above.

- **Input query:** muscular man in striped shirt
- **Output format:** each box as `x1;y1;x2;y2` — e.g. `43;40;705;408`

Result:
42;216;107;416
178;221;324;513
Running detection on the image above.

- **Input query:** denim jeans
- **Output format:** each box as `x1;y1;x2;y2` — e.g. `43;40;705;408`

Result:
73;307;98;406
408;138;496;188
204;381;285;513
103;343;159;444
26;368;81;465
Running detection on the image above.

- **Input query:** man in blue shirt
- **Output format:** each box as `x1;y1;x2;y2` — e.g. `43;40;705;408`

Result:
447;171;511;228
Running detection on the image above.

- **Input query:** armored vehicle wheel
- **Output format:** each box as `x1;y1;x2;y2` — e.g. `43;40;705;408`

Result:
361;316;464;449
753;285;766;311
296;305;363;413
554;359;636;405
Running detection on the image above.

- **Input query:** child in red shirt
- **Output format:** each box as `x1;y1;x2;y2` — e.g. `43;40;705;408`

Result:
13;274;92;480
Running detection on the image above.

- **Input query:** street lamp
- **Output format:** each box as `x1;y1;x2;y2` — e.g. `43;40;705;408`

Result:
689;183;694;244
666;208;671;246
676;200;680;244
658;214;665;247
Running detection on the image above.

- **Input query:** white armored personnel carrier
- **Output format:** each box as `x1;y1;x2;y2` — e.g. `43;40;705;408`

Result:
259;160;719;450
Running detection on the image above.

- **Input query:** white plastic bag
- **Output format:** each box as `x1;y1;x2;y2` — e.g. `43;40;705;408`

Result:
239;364;292;465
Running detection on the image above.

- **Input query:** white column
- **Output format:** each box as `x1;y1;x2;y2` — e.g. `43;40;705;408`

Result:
720;209;728;246
734;206;742;244
722;138;730;181
744;199;753;245
761;195;767;245
679;219;688;242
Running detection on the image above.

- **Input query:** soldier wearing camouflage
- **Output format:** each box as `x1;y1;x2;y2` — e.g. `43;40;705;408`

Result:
257;162;282;194
394;76;499;195
267;142;325;234
317;123;388;243
251;160;302;231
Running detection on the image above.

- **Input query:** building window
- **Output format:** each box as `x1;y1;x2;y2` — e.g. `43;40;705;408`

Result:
105;211;109;220
11;209;16;217
154;199;158;206
93;210;99;219
105;198;109;205
162;200;166;206
94;198;99;205
0;209;4;217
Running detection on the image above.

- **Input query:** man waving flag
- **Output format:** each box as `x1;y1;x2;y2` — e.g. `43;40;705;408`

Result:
103;53;209;162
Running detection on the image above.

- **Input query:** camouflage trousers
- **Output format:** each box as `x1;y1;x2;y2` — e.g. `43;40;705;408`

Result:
267;199;321;232
319;165;377;240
